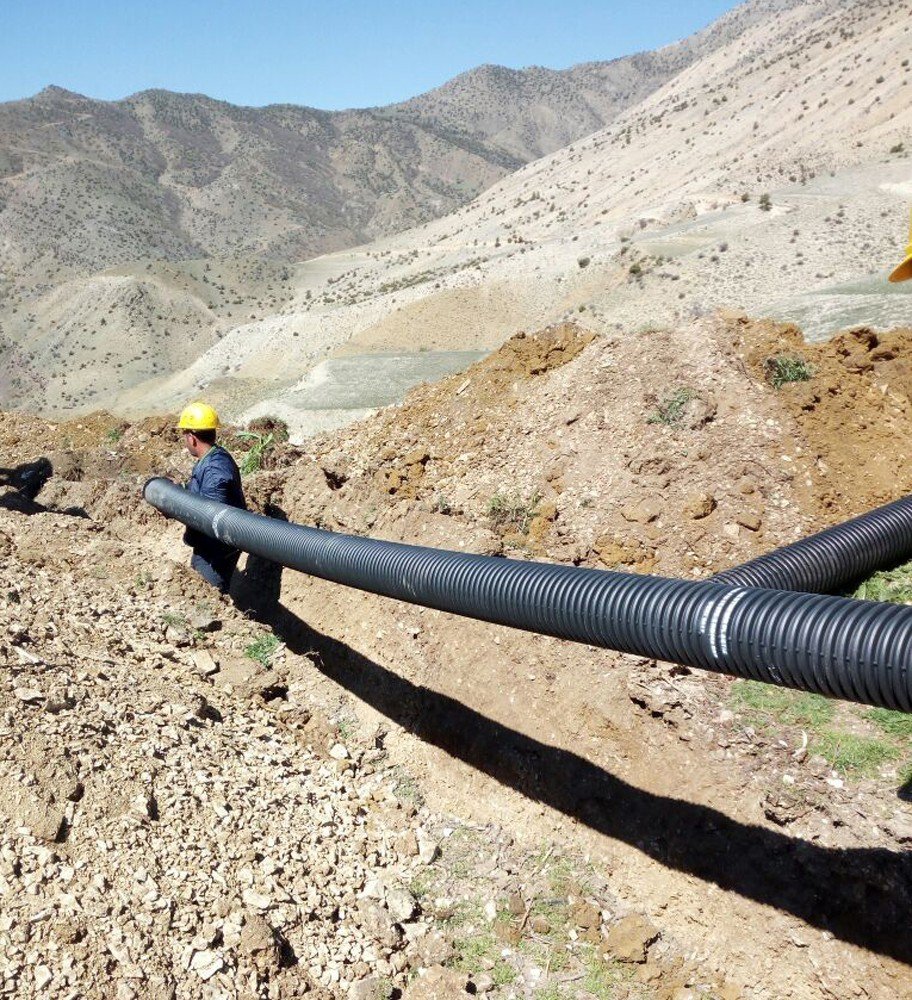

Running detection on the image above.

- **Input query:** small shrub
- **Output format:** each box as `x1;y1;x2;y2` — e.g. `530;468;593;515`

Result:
487;490;542;535
763;354;813;388
237;431;275;475
245;633;279;667
577;256;591;268
759;192;772;212
890;142;905;154
647;387;695;426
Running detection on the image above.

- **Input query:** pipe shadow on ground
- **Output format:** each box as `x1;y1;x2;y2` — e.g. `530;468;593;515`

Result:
234;570;912;966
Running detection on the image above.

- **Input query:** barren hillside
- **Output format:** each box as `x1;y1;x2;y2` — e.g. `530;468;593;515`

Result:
2;317;912;998
8;0;902;433
6;0;907;426
0;37;718;286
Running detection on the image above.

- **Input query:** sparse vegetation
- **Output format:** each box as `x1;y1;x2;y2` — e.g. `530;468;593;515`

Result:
245;633;279;667
731;679;912;779
852;559;912;604
647;387;695;426
487;490;542;534
763;354;813;388
236;430;277;475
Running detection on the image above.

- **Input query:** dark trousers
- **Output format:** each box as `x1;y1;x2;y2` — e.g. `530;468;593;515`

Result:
191;548;240;593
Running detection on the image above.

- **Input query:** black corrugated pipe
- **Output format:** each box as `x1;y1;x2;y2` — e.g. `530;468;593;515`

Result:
715;494;912;592
144;477;912;712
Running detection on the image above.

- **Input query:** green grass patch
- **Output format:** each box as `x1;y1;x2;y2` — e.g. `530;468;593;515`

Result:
866;707;912;738
447;910;515;987
730;680;834;728
763;354;814;389
581;949;642;999
389;764;425;809
811;730;900;775
245;633;279;667
852;560;912;604
730;680;911;778
534;985;575;1000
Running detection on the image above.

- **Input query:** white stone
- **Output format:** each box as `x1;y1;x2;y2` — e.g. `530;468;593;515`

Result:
189;950;224;981
242;888;272;910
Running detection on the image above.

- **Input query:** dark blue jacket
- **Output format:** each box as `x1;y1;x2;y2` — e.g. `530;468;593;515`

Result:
187;445;246;509
184;446;246;559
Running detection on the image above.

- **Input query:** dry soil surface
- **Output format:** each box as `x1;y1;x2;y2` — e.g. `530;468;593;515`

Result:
2;315;912;999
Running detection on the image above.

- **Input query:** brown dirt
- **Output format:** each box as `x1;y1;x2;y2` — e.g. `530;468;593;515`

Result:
735;319;912;516
2;313;912;999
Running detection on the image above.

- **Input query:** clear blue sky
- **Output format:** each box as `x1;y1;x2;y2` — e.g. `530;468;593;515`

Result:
2;0;740;110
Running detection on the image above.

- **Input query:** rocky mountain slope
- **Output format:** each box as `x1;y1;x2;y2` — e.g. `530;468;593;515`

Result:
201;0;906;440
2;316;912;998
0;40;710;286
5;0;903;426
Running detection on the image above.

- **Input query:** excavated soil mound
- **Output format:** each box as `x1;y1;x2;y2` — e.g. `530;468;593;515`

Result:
1;314;912;999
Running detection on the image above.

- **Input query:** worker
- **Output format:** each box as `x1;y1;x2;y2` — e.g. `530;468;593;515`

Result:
177;401;246;593
889;207;912;282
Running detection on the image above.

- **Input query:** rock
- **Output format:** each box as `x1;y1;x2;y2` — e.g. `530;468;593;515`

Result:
735;511;762;532
191;650;219;677
241;888;272;911
329;743;349;760
355;900;402;949
189;949;224;981
239;914;281;971
570;899;600;930
682;492;716;519
34;965;53;990
14;686;43;703
189;611;222;633
414;929;453;967
620;499;662;524
402;965;472;998
44;687;73;713
592;533;655;571
603;914;660;963
385;885;418;923
395;830;419;857
216;656;261;688
680;394;717;429
350;978;387;1000
417;836;438;865
403;447;430;467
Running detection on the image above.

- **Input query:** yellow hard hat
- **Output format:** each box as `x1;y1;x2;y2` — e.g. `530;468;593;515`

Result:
889;208;912;283
177;401;220;431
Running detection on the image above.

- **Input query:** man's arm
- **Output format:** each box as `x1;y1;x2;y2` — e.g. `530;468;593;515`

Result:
199;462;237;505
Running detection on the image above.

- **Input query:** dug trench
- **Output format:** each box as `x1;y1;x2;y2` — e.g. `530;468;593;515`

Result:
1;313;912;999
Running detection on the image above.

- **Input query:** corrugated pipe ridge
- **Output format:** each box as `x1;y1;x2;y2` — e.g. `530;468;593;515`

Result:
144;478;912;712
714;494;912;592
